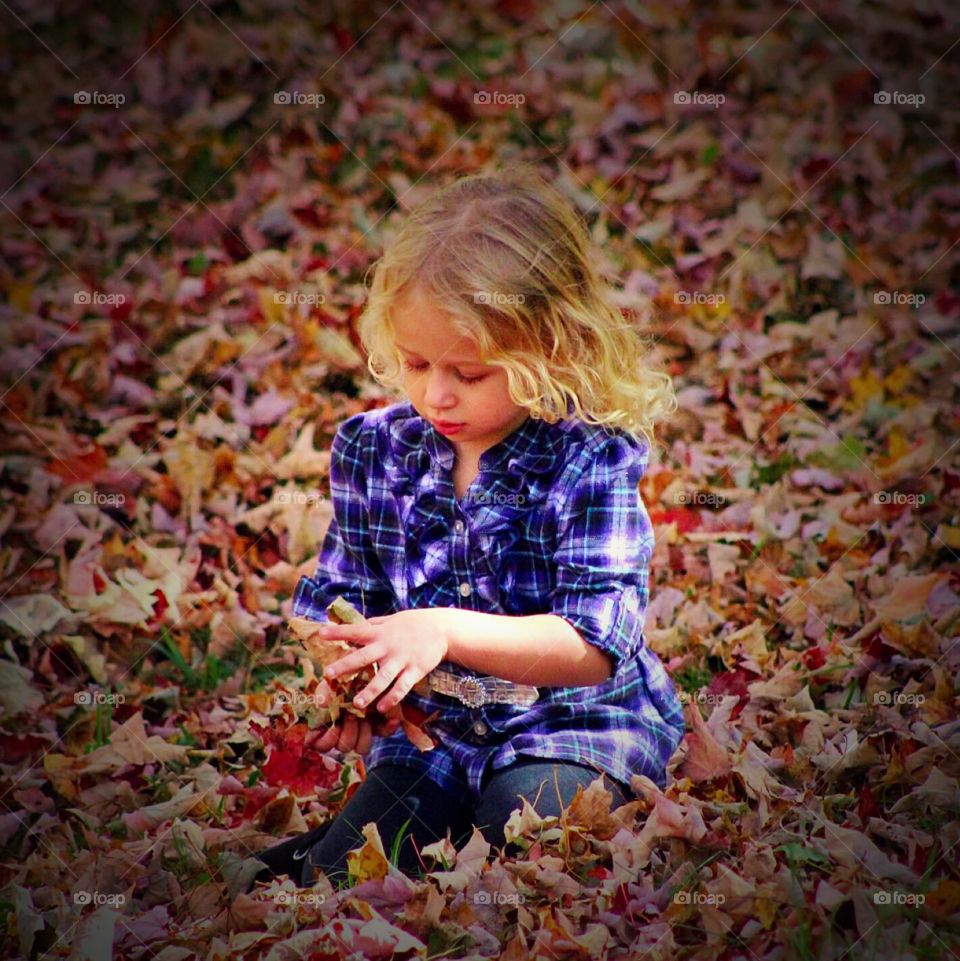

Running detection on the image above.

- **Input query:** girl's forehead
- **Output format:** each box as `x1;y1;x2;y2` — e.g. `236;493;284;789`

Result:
392;300;484;356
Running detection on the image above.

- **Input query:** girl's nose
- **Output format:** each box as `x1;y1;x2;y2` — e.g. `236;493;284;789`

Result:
422;369;456;408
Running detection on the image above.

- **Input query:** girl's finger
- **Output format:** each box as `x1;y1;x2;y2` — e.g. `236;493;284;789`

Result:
352;662;400;710
318;624;376;642
325;648;380;680
378;668;422;712
337;713;358;753
318;723;340;752
385;716;402;735
356;720;373;754
324;657;353;680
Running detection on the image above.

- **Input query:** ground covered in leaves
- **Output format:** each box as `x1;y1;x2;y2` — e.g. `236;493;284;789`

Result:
1;1;959;959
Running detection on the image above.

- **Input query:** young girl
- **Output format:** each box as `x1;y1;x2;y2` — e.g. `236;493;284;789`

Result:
255;165;685;889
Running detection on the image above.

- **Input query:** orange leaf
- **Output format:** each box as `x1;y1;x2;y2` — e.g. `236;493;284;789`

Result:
46;445;108;484
678;701;732;783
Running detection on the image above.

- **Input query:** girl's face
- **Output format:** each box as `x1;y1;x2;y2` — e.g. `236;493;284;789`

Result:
391;285;530;464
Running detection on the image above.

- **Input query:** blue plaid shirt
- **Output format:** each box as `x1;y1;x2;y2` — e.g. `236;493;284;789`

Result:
291;399;684;802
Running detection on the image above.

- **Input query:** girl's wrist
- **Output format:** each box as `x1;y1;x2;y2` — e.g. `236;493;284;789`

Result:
419;607;458;664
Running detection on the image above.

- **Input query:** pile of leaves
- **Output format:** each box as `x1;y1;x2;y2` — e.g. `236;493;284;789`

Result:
1;0;958;958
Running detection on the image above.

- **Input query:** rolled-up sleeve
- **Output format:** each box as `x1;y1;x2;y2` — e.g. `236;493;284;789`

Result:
549;434;653;676
291;414;398;622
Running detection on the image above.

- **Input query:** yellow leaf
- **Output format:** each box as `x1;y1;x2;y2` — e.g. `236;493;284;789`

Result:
754;883;780;928
883;365;912;394
162;432;216;518
314;327;364;368
8;280;33;314
874;573;943;622
346;822;390;884
926;878;960;916
849;370;884;408
886;427;910;462
934;524;960;549
257;287;288;328
44;754;78;800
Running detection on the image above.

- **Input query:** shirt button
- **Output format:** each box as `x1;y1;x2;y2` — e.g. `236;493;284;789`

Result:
459;581;471;597
473;719;488;736
454;520;464;534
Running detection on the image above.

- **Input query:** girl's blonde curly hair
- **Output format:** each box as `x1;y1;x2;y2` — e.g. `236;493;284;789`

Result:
356;164;677;451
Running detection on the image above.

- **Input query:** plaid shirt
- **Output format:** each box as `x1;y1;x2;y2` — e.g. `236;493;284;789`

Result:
291;399;685;802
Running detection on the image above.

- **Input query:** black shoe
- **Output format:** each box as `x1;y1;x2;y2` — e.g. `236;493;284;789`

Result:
250;820;334;889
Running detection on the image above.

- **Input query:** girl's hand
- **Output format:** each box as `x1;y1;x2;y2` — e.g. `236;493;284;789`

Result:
311;677;402;754
317;609;450;715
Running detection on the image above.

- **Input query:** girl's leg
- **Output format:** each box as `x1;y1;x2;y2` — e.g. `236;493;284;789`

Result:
301;763;475;887
472;757;632;854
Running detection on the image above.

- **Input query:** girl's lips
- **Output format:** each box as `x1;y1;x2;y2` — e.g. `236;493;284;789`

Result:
433;421;465;433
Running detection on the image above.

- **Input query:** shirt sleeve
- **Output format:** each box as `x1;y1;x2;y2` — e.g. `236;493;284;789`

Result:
549;433;653;677
290;413;398;622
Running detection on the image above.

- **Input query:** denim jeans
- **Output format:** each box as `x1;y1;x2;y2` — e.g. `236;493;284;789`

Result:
295;758;632;888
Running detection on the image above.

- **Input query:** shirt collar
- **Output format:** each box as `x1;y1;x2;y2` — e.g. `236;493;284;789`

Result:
397;400;562;477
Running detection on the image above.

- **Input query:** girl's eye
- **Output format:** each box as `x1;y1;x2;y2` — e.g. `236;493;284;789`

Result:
401;360;487;384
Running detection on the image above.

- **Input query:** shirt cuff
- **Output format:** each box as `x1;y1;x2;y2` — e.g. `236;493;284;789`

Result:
290;574;332;622
551;584;644;675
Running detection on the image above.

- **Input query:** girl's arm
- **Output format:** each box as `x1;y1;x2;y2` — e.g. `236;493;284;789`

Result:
444;433;650;688
291;414;396;622
441;609;613;686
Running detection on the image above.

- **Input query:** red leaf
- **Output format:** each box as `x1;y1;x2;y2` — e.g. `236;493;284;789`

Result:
331;24;352;55
46;445;109;484
857;785;880;822
649;507;701;533
148;589;169;627
802;646;827;670
706;667;758;718
0;733;49;765
249;720;342;796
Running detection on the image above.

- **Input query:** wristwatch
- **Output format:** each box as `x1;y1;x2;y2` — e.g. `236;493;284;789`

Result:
426;667;540;708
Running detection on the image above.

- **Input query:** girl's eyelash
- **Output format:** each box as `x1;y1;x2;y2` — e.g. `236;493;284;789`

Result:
401;360;487;384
